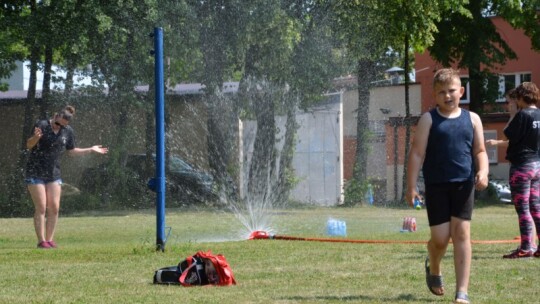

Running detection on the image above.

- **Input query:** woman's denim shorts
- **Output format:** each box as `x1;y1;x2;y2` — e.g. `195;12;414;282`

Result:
25;177;63;185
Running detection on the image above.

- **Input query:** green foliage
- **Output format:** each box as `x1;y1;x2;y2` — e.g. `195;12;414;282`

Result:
342;177;373;207
0;191;33;218
0;4;27;90
428;0;540;112
60;194;104;214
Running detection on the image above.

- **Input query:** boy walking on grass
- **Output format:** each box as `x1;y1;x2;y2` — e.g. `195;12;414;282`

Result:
406;68;489;304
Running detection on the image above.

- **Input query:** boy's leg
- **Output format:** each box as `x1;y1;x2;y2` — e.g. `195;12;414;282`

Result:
450;217;471;294
428;222;450;295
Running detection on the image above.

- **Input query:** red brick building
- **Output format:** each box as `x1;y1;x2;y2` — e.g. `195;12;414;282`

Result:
385;15;540;200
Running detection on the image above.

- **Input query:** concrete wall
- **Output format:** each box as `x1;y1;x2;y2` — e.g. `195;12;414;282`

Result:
341;83;422;202
241;93;344;206
291;93;343;205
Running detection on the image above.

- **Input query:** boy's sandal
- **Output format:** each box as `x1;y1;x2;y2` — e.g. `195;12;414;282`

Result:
454;291;470;304
425;257;444;296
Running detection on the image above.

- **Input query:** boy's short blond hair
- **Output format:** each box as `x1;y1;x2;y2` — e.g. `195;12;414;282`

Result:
433;68;461;87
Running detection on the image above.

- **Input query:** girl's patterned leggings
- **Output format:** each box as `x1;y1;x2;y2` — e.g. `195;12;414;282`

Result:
509;161;540;251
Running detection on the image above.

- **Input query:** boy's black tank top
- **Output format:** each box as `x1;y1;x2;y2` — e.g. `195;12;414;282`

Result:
422;108;474;185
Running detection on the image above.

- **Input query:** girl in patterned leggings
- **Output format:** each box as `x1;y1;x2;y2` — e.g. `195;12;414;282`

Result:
502;82;540;259
506;161;540;257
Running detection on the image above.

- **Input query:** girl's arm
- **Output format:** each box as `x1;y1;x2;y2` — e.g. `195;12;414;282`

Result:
67;145;109;156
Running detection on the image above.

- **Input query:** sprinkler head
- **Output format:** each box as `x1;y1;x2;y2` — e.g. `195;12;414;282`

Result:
248;230;270;240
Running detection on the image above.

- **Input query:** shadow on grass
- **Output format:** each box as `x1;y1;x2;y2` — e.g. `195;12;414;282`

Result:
283;293;446;302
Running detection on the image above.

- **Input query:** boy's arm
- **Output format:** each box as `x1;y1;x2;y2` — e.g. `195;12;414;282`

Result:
406;113;431;207
471;112;489;190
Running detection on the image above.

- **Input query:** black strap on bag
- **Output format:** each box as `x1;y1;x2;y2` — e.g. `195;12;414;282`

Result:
153;266;181;284
153;255;208;285
179;256;209;286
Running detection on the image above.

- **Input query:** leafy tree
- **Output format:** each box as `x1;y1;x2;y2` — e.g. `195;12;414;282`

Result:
185;0;247;200
0;2;26;92
182;0;347;206
333;0;470;204
429;0;540;113
377;0;469;203
333;0;399;204
2;0;49;213
238;0;346;206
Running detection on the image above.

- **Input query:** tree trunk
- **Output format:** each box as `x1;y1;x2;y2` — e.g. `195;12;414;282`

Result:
206;92;237;198
41;44;53;118
5;44;41;216
247;91;276;203
464;0;484;114
468;62;483;113
275;100;298;205
64;57;75;96
401;34;411;203
353;59;376;183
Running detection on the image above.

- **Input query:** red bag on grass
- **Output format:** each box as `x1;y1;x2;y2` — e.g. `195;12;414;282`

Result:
153;250;236;286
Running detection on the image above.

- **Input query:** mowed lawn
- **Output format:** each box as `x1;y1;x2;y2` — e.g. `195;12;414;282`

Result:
0;204;538;303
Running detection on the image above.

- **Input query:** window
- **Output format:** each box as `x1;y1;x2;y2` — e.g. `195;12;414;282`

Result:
459;72;531;104
497;73;532;101
460;77;470;104
484;130;498;164
368;120;386;137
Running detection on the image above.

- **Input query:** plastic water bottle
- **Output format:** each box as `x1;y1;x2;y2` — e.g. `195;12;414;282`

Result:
400;216;417;232
414;197;422;210
327;218;347;236
338;220;347;236
365;184;374;205
326;219;336;235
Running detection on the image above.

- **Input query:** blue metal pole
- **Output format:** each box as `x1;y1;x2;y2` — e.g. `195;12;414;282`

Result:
154;27;166;251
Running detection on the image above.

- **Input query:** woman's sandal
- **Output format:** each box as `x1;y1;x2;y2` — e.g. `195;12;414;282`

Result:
454;291;470;304
425;257;444;296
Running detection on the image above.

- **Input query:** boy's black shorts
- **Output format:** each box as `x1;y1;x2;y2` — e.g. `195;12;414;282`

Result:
425;180;474;226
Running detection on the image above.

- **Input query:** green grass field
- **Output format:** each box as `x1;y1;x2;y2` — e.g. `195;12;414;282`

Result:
0;204;538;303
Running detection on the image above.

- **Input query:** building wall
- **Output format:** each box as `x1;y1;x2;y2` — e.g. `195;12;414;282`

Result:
290;93;344;205
241;93;344;206
369;85;422;120
5;61;24;90
341;82;422;202
342;89;358;138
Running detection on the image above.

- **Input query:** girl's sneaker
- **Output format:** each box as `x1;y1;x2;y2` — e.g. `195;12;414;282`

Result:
503;248;533;259
47;241;57;249
37;241;51;249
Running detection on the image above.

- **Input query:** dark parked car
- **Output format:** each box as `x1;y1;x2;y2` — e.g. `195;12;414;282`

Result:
489;179;511;204
80;154;215;203
127;154;214;200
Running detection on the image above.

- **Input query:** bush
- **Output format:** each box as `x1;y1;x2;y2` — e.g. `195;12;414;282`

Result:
343;178;373;207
